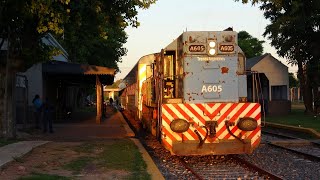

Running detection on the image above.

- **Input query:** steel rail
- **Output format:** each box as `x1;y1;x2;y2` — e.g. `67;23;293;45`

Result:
177;157;204;180
267;142;320;162
262;130;303;140
231;155;284;180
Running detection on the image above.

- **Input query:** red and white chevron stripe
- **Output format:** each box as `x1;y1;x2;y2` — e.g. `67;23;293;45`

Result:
161;103;261;151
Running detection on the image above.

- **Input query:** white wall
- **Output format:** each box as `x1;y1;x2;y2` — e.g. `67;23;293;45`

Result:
252;54;289;100
23;63;43;106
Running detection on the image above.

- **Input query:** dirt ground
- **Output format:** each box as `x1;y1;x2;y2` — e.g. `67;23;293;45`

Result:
0;141;130;180
0;106;133;180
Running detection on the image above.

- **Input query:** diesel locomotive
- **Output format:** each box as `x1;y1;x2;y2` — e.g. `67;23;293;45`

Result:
120;30;261;156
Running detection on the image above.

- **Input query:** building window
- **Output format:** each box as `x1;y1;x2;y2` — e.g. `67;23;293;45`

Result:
271;85;287;100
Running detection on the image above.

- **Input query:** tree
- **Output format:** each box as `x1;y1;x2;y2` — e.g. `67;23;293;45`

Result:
289;73;299;88
236;0;320;114
0;0;157;138
0;0;69;139
238;31;264;58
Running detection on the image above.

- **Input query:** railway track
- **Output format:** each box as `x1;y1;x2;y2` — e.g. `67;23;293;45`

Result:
233;129;320;179
177;155;282;180
263;130;320;162
123;111;320;179
138;131;284;180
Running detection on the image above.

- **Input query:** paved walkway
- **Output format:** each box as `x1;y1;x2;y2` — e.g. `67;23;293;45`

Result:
0;108;164;180
0;141;49;168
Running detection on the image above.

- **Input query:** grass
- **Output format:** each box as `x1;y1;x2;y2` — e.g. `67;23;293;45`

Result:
73;142;96;153
64;139;151;179
0;138;19;147
265;102;320;132
19;173;70;180
63;156;94;173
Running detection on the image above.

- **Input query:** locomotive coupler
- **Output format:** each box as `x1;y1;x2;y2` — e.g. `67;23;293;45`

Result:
205;121;217;138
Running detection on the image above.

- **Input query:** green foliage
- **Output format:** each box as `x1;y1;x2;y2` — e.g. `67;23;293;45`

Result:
260;1;320;65
66;140;151;179
0;138;18;147
238;31;264;58
0;0;157;72
289;72;299;88
60;1;158;72
97;139;150;179
236;0;320;113
260;0;320;113
0;0;70;72
64;156;94;173
73;142;96;153
266;103;320;133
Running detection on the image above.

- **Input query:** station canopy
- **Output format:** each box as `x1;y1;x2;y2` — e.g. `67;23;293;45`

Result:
42;60;115;85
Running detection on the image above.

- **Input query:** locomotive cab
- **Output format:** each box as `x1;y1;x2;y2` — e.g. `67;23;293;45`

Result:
161;50;183;103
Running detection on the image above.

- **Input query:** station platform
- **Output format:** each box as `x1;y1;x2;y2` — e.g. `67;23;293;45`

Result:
0;106;164;180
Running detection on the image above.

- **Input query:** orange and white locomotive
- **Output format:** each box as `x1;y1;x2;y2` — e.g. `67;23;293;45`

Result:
121;30;261;155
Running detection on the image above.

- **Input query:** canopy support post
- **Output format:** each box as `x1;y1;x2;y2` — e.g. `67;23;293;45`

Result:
96;75;102;124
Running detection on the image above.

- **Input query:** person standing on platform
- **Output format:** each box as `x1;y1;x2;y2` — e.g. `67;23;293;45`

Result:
32;94;42;129
43;97;54;133
109;97;114;106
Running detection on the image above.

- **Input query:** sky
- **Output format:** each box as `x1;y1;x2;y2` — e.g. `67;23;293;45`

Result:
115;0;298;80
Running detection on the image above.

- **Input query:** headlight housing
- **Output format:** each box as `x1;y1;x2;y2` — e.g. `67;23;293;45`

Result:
237;117;258;131
207;40;217;56
170;119;190;133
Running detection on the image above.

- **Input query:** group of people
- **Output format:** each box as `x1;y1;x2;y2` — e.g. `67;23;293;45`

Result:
32;94;54;133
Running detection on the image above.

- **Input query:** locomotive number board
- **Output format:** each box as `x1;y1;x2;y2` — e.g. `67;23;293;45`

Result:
187;44;235;54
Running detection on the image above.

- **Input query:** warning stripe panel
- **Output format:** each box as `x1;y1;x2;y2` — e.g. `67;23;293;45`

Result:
220;103;260;139
161;103;261;150
171;104;202;140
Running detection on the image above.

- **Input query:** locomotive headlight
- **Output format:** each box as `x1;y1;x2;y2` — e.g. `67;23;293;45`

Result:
209;41;216;48
209;49;216;55
208;40;217;56
237;117;258;131
170;119;190;133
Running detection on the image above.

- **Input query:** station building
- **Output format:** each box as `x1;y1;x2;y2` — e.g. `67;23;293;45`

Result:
246;53;290;116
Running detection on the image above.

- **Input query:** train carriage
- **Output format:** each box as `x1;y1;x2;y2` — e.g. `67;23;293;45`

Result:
121;30;261;156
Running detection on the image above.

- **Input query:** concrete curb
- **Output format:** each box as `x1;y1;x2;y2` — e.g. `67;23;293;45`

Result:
264;122;320;138
0;141;49;169
130;138;165;180
118;111;136;137
119;110;164;179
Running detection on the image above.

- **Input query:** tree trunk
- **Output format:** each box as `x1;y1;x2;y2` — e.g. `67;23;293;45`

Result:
2;27;17;139
3;71;16;139
297;60;313;114
0;74;4;134
303;79;314;114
